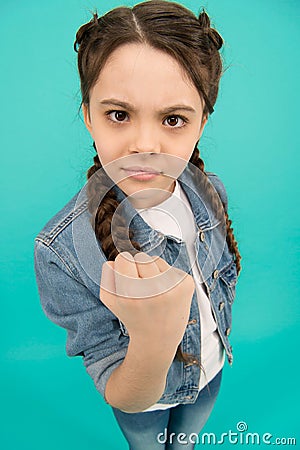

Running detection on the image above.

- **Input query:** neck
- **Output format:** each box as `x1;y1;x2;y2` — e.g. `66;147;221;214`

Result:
129;180;176;209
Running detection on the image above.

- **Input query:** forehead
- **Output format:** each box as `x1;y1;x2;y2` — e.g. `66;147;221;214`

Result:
91;43;202;108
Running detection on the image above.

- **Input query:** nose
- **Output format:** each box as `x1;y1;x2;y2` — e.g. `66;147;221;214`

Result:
129;123;161;154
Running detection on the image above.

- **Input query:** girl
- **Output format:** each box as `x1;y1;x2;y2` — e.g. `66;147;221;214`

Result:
34;1;241;448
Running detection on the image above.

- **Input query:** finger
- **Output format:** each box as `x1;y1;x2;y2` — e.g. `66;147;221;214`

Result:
153;257;191;289
134;252;161;278
134;253;180;298
152;256;171;273
114;252;139;296
154;256;186;277
114;252;139;277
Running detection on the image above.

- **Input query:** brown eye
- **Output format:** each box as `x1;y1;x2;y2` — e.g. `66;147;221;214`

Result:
167;116;179;126
164;115;187;128
114;111;127;121
106;110;129;123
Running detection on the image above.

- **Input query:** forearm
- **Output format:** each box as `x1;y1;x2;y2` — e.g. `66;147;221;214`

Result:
104;337;176;413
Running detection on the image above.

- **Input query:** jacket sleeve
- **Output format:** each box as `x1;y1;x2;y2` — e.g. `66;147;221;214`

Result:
34;240;129;401
206;172;229;212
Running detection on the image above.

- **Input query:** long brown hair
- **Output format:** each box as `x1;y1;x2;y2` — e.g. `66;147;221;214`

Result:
74;0;241;366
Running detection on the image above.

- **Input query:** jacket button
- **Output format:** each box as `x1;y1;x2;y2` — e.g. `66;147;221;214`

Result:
199;231;205;242
184;358;199;368
225;327;231;336
188;318;197;325
213;269;219;279
218;301;225;311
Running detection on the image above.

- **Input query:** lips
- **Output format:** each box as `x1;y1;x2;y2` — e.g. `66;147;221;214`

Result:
122;166;161;174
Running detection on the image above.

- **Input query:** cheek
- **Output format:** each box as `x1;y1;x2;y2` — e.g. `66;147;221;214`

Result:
94;135;121;167
168;140;195;161
97;152;110;167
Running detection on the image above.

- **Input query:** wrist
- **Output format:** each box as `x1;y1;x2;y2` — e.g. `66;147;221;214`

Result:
128;335;177;370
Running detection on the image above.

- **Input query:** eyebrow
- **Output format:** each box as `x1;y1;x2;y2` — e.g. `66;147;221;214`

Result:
97;98;197;115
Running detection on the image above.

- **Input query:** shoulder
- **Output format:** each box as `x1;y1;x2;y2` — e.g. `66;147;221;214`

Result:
34;187;106;287
35;190;88;246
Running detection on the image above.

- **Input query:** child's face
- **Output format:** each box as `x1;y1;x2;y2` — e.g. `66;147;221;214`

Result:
83;43;207;208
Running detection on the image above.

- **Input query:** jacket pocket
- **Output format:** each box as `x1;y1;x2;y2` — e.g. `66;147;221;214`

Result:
218;260;238;304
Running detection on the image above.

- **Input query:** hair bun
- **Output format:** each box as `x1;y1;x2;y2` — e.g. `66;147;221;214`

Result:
207;28;223;51
198;9;223;51
74;13;99;52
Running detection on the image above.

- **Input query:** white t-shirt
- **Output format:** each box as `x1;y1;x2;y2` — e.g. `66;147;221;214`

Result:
136;179;225;411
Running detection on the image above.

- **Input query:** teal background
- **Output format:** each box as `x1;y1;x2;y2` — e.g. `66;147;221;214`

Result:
1;0;299;448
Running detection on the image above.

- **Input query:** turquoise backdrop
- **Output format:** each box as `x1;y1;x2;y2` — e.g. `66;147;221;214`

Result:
1;0;299;448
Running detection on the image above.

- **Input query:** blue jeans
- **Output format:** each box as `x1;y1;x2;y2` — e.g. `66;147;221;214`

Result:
112;369;222;449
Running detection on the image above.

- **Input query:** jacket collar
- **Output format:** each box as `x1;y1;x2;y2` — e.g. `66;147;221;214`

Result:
111;163;220;250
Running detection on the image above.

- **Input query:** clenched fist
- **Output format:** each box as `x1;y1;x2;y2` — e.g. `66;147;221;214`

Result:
100;251;195;350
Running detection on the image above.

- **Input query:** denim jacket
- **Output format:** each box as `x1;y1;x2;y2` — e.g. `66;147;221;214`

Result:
34;164;238;405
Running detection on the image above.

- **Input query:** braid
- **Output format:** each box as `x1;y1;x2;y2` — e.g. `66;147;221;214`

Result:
176;146;242;366
190;147;242;275
86;150;141;261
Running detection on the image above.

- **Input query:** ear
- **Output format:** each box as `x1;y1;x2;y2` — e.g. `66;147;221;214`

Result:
197;114;208;141
82;103;93;136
